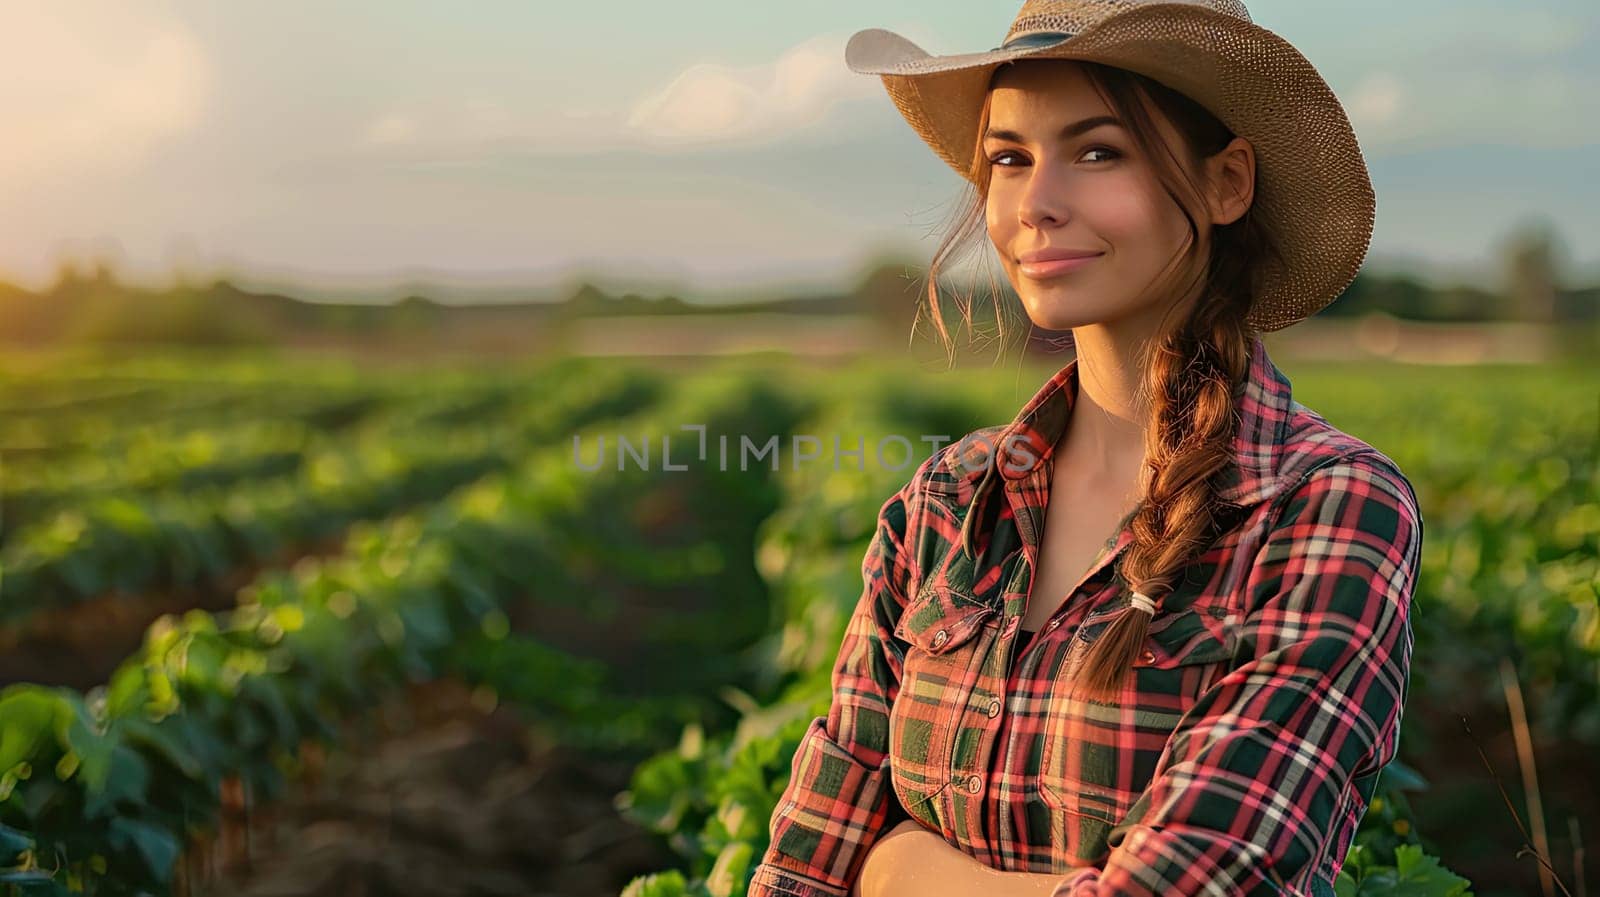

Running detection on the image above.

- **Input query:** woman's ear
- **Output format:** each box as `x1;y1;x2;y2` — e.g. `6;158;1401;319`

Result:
1205;136;1256;227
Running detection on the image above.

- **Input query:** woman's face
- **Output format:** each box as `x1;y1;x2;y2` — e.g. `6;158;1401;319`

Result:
983;61;1210;333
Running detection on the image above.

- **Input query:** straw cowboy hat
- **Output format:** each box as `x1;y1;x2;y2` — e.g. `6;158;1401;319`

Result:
844;0;1376;333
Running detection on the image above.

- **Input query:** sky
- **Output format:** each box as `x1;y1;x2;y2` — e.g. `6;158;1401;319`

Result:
2;0;1597;299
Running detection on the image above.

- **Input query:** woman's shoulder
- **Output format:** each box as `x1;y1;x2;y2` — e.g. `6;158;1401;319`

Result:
872;422;1008;542
1271;399;1421;530
909;423;1013;499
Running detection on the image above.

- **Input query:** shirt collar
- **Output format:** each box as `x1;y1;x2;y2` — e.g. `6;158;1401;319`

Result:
940;335;1294;509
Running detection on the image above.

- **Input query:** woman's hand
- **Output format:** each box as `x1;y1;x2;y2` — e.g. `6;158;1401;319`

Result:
851;819;933;897
851;818;1072;897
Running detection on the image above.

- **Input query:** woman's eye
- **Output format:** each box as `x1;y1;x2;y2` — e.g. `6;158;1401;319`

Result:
987;146;1121;168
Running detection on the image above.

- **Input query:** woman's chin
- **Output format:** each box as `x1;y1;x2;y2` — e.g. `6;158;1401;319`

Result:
1019;300;1099;333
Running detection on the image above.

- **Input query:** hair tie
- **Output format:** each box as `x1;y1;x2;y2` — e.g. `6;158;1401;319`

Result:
1129;591;1157;615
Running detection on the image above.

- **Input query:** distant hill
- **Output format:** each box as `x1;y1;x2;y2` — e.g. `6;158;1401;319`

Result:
0;253;1593;351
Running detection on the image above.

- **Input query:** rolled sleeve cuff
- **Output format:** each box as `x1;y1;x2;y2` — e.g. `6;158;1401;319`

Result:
1047;825;1308;896
1048;867;1100;897
749;717;892;897
747;864;849;897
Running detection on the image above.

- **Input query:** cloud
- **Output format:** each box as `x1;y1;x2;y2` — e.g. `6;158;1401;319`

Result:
1333;7;1599;152
360;96;517;148
348;28;937;161
1351;67;1598;152
366;113;420;146
1346;72;1404;135
0;2;210;182
624;34;877;147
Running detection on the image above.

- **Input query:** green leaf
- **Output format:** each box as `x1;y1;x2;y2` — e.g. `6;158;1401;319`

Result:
83;745;150;819
108;817;180;885
622;752;699;832
712;796;764;844
1343;845;1474;897
0;822;33;863
58;692;115;788
1392;845;1473;897
621;869;689;897
705;842;753;897
0;688;66;773
115;716;203;780
238;675;300;746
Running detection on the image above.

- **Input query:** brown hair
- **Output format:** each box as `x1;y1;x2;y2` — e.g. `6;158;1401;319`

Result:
918;58;1287;703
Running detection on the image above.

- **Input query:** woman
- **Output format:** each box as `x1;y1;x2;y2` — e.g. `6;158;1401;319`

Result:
749;2;1424;895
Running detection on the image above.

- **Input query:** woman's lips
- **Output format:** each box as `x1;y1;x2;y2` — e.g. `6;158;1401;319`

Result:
1019;253;1102;279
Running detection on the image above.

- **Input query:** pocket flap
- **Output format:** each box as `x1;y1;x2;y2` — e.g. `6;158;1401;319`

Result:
1137;606;1238;667
1072;605;1238;668
895;583;996;654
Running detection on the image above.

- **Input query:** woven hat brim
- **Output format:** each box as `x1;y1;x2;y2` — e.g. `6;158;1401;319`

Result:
845;4;1377;334
845;27;1077;76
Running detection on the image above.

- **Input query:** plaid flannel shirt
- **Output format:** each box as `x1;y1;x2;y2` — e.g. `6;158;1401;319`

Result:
748;336;1424;897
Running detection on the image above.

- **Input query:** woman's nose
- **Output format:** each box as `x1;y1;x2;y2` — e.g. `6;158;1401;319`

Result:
1016;162;1072;229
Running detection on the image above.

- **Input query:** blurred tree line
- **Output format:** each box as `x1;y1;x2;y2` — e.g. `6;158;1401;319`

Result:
0;220;1592;350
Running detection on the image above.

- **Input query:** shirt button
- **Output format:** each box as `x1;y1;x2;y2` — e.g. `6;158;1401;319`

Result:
932;629;949;648
986;699;1002;719
966;774;983;794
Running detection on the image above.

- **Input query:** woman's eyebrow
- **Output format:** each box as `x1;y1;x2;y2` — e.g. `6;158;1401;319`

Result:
983;115;1124;144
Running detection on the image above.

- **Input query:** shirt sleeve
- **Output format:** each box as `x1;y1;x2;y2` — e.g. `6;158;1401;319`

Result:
747;473;920;897
1051;450;1424;897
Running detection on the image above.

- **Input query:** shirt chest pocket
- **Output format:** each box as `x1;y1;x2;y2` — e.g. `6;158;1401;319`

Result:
887;580;997;832
1035;603;1240;864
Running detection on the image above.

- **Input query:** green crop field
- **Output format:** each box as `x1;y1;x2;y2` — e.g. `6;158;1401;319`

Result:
0;349;1593;897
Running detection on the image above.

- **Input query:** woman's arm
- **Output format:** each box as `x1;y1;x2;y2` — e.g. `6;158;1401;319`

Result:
1044;451;1424;896
748;464;927;897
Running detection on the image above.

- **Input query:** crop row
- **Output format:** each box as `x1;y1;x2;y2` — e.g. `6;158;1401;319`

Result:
0;360;658;623
0;377;535;540
0;363;809;895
